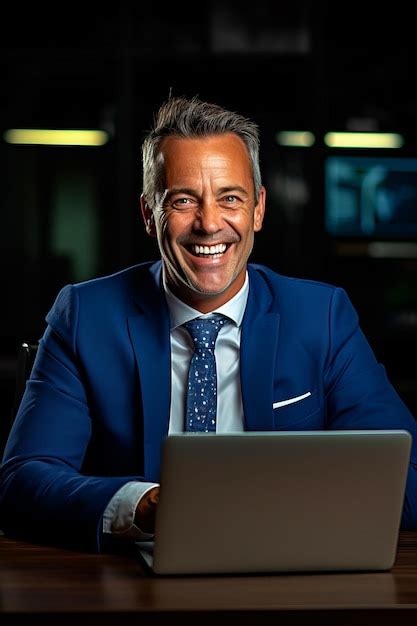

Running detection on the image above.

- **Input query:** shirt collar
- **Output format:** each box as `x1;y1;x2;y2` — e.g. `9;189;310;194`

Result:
163;272;249;330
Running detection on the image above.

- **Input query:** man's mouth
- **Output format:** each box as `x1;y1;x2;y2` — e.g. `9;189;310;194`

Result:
186;243;230;258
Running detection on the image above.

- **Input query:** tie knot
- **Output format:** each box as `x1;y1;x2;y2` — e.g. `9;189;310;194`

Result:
184;314;228;354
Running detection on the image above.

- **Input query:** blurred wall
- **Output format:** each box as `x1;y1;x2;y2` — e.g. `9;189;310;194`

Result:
1;1;417;434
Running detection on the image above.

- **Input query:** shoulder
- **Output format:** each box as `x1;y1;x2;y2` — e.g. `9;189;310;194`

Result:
247;263;359;332
44;260;162;348
73;260;160;296
248;263;344;300
46;260;161;320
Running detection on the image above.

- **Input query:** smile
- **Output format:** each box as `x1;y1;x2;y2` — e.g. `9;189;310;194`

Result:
186;243;230;258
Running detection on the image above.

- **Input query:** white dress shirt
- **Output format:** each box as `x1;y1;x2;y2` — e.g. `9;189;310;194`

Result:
103;273;248;539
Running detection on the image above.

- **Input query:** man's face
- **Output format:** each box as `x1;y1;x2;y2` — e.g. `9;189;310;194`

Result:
141;133;265;311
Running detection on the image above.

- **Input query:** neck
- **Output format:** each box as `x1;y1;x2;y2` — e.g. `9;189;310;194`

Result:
167;272;246;313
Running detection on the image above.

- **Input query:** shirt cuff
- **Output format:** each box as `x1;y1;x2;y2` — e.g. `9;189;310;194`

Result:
103;481;159;540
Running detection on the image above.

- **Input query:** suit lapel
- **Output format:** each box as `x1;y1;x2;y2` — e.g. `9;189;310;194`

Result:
241;267;280;431
127;262;171;481
127;262;281;476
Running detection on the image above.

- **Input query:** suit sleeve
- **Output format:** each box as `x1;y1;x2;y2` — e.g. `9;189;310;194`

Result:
0;285;141;552
324;287;417;529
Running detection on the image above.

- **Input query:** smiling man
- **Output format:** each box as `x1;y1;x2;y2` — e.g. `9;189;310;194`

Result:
141;133;265;311
1;96;417;552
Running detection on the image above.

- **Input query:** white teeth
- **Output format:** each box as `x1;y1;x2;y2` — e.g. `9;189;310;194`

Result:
192;243;227;255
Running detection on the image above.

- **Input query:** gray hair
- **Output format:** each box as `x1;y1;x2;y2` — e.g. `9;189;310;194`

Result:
142;96;262;207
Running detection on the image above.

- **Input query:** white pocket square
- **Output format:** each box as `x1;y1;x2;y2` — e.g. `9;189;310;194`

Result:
273;391;311;409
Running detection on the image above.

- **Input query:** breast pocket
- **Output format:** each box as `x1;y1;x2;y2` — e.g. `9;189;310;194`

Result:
273;391;323;430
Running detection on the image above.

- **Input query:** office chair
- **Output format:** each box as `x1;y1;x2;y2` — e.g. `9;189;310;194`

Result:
0;342;38;522
11;342;38;423
1;342;38;455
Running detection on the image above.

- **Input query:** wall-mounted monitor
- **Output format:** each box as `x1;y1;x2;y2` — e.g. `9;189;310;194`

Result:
325;156;417;238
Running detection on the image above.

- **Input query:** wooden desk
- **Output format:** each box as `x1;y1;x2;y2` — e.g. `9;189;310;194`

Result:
2;531;417;625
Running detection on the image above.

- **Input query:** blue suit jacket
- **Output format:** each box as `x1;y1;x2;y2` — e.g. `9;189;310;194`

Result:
1;260;417;550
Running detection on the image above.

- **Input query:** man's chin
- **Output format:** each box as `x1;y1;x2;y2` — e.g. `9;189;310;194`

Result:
185;282;228;299
170;274;231;301
185;272;235;296
165;262;242;302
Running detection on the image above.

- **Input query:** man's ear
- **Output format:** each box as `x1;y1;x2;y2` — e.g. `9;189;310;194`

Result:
254;186;266;232
140;194;157;237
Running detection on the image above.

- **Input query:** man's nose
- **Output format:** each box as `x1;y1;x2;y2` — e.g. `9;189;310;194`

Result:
193;201;222;233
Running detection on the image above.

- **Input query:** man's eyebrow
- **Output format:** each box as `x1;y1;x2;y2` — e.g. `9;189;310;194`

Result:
217;186;249;196
164;185;250;201
165;187;198;199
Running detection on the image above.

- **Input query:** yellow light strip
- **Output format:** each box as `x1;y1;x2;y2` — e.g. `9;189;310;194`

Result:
3;128;109;146
324;132;404;149
368;242;417;258
276;131;315;147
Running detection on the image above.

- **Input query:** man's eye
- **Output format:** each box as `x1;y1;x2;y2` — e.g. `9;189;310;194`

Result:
220;195;241;205
171;198;197;208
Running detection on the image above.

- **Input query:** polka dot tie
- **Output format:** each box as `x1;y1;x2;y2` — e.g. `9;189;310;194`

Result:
183;314;229;432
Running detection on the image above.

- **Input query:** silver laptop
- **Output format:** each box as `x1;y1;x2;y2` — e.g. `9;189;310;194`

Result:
136;430;411;575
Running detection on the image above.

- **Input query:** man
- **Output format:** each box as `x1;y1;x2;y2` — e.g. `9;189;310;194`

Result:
1;96;417;552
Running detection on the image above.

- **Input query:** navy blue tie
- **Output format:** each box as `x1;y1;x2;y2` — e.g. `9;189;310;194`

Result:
183;314;229;432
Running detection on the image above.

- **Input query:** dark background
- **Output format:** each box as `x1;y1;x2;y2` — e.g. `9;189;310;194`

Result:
2;1;417;445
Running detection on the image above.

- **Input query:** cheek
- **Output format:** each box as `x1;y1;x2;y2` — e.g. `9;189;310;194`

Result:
157;217;186;255
165;213;193;240
228;212;254;236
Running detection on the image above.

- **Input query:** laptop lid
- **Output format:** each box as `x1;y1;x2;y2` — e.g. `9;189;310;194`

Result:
136;430;411;575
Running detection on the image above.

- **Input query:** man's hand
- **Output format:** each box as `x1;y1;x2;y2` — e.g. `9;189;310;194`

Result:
134;486;160;534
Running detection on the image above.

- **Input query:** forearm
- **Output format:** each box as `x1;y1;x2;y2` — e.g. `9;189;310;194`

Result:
0;459;141;552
